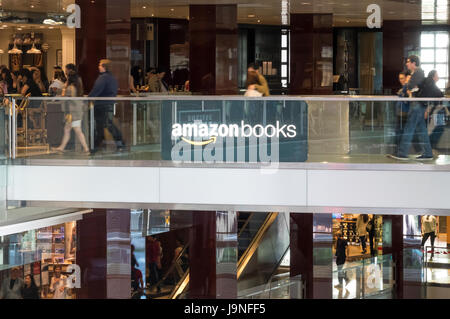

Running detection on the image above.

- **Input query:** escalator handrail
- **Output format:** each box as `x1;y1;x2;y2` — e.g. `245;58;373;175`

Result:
156;243;189;287
238;212;255;238
237;212;279;279
267;244;290;286
169;268;190;299
171;212;279;298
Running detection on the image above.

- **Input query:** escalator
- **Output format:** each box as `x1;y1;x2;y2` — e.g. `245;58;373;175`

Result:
144;211;290;299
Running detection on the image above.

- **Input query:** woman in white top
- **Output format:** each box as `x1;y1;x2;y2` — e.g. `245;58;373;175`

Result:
356;214;369;254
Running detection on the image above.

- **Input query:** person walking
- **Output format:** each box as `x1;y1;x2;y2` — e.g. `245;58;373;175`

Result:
367;216;377;257
88;59;125;153
247;63;270;96
388;55;433;161
147;236;161;293
334;232;350;290
421;215;437;260
53;71;90;154
421;70;447;155
356;214;369;254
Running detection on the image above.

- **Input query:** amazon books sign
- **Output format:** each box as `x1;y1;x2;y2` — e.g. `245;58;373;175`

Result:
161;100;308;164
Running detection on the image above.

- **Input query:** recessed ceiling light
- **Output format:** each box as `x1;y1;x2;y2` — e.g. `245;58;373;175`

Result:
257;19;261;23
248;14;255;18
143;6;146;9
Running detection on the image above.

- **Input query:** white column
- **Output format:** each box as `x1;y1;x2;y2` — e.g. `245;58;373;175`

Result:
60;28;76;68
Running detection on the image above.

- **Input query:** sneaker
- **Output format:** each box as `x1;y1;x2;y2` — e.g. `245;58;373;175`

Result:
334;284;343;289
415;155;434;161
387;154;409;161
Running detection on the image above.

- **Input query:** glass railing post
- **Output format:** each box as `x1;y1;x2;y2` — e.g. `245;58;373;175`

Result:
133;102;137;146
11;98;16;159
90;102;94;151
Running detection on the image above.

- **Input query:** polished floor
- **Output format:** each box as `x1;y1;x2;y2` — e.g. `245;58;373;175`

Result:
14;144;450;166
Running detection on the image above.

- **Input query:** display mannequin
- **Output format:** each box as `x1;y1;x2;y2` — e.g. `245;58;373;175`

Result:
421;215;437;260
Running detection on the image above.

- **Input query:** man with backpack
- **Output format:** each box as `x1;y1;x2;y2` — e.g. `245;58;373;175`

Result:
388;55;434;161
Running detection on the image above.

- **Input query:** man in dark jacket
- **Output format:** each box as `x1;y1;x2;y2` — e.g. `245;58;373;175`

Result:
389;55;433;161
89;59;125;152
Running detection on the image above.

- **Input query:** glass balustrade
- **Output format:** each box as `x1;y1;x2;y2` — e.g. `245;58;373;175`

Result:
2;96;449;165
332;253;394;299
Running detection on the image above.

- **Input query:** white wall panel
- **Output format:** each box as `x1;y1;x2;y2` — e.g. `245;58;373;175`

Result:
8;166;159;203
159;168;307;206
308;170;450;209
7;165;450;211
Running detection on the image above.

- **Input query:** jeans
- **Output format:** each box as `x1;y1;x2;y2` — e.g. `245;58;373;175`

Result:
369;233;375;256
398;102;433;157
429;125;445;150
359;236;366;251
94;106;124;150
148;262;160;287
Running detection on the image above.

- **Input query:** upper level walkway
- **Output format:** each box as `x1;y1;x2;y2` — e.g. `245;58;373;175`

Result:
1;95;450;214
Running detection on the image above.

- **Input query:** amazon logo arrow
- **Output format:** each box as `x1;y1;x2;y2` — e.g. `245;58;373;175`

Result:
181;136;217;146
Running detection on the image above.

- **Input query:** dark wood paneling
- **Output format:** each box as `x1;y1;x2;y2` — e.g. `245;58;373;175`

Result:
383;20;421;95
76;0;107;94
290;213;314;298
77;209;107;299
189;5;238;94
189;211;216;298
382;215;404;299
290;14;333;95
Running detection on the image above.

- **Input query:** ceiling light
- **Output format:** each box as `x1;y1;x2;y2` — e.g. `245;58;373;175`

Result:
170;8;174;11
248;14;255;18
143;6;146;9
8;43;23;55
27;43;41;54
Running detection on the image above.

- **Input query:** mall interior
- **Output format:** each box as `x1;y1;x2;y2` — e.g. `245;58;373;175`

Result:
0;0;449;300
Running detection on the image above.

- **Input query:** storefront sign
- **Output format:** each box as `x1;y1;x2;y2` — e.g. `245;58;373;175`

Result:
367;4;381;29
66;264;81;288
162;100;308;164
67;4;81;29
172;121;297;146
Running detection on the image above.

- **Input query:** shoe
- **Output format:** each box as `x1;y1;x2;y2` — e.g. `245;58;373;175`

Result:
51;147;65;154
415;155;434;161
334;284;343;289
387;154;409;161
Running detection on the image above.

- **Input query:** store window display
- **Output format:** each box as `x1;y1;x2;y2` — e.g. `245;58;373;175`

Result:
0;222;79;299
332;214;383;259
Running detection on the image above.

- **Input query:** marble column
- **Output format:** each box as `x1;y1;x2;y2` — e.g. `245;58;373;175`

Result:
189;5;238;95
76;0;131;95
289;14;333;95
77;209;131;299
189;211;237;298
382;20;421;94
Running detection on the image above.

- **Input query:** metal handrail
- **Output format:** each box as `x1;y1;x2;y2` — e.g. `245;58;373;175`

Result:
154;243;189;288
237;212;279;279
238;212;255;238
8;95;450;102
